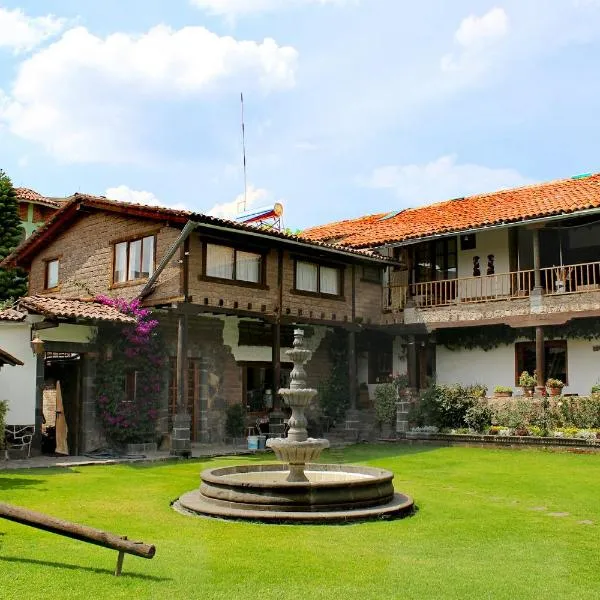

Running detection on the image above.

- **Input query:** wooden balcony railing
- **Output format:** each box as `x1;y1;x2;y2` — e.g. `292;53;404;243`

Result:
383;260;600;311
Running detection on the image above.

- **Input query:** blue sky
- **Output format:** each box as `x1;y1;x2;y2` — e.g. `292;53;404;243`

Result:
0;0;600;229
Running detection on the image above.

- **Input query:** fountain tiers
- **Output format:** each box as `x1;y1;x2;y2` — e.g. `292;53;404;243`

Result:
175;329;414;523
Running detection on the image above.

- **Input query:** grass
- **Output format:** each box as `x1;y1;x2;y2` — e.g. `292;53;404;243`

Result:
1;444;599;600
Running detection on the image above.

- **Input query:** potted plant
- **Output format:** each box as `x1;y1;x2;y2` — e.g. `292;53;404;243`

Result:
518;371;536;396
546;378;564;397
374;382;398;438
591;384;600;396
493;385;513;398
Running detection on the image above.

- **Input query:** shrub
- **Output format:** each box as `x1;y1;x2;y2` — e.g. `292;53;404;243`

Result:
548;396;600;429
591;385;600;395
465;400;493;433
0;400;7;450
225;404;246;438
518;371;536;388
411;384;488;430
491;398;545;430
374;383;397;425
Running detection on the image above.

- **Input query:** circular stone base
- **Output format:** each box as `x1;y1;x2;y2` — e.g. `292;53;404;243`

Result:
175;463;414;524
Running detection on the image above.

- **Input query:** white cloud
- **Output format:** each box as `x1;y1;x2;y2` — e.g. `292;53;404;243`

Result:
191;0;351;18
366;155;534;206
0;7;65;53
441;7;509;74
0;25;298;163
206;185;271;219
105;185;188;210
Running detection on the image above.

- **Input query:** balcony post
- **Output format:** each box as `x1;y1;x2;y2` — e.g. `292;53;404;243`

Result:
532;228;543;294
535;325;545;395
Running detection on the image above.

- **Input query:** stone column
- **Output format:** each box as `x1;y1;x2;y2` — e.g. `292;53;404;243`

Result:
198;357;210;443
171;313;191;456
535;325;545;395
348;330;357;411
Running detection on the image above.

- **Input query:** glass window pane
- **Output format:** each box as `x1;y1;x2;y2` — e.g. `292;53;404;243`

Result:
141;236;155;278
46;260;59;289
236;250;261;282
320;266;340;295
114;242;127;283
128;239;142;280
296;261;318;292
206;244;234;279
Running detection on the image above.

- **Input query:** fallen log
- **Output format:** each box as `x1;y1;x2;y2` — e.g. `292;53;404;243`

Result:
0;502;155;575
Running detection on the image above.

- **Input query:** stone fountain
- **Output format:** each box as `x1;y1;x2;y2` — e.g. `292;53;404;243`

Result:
176;329;414;523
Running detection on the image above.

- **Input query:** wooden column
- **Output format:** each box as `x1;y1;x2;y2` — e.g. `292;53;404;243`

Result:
532;228;542;292
535;325;545;393
272;321;281;409
407;335;418;391
348;330;357;411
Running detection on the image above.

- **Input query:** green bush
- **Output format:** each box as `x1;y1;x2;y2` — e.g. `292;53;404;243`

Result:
411;384;488;430
225;404;246;438
0;400;7;450
465;400;493;433
548;396;600;429
374;383;398;425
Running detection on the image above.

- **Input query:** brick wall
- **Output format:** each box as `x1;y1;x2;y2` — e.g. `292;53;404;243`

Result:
28;212;182;302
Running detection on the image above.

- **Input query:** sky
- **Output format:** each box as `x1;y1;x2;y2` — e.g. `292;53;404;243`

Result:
0;1;600;230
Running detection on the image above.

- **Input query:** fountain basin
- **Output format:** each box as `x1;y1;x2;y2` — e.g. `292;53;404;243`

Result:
176;463;414;523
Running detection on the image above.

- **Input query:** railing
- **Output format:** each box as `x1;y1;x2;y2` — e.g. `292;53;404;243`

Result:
382;260;600;310
542;261;600;295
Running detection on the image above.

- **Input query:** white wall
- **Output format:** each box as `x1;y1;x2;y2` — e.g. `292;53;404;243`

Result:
436;343;516;395
457;229;512;299
565;339;600;396
0;323;37;425
40;324;96;343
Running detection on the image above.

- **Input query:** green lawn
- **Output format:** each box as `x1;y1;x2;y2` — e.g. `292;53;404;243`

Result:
1;444;599;600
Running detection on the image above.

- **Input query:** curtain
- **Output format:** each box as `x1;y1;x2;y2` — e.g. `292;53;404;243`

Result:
207;244;234;279
320;266;339;295
296;261;318;292
236;251;261;282
141;236;155;278
128;239;142;280
114;242;127;283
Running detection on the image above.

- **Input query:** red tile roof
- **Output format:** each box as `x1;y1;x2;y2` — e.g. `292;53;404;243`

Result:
2;193;394;268
17;296;136;323
302;173;600;248
15;187;64;209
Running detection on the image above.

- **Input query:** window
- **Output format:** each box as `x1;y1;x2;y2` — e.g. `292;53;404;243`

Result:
45;259;59;289
125;371;139;402
367;334;393;383
515;341;567;385
205;244;262;284
295;261;342;296
114;236;155;283
460;233;476;251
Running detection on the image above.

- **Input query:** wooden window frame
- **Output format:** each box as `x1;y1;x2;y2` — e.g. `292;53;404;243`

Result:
111;234;157;287
292;257;345;300
44;257;60;291
199;241;268;289
514;340;568;386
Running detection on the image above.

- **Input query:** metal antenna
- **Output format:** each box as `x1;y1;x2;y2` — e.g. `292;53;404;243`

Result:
240;92;248;213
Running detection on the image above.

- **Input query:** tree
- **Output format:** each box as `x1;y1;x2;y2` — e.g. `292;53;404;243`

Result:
0;170;27;301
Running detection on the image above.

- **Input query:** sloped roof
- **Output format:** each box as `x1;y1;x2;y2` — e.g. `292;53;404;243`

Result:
15;187;64;209
0;347;23;366
2;193;394;268
302;173;600;248
17;296;136;323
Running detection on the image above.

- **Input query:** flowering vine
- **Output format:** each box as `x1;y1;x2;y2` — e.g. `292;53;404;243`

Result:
94;296;165;445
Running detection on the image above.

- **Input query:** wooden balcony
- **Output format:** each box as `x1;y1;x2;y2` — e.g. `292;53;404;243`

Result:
383;260;600;310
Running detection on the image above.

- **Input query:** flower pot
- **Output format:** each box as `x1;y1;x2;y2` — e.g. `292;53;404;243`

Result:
521;387;534;397
548;387;562;397
494;391;513;398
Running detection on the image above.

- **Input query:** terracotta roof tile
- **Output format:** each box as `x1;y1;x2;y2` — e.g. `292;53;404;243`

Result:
15;187;64;208
302;173;600;248
0;308;26;322
17;296;136;323
3;193;393;268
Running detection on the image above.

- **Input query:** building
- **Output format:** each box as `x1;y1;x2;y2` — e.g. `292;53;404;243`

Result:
303;172;600;401
15;188;65;239
1;193;394;455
